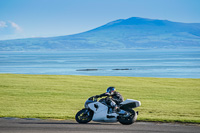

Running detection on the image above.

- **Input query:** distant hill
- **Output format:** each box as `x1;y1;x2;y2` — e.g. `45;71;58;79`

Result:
0;17;200;51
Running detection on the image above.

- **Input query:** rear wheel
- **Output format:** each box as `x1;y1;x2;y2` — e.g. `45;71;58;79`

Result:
75;109;93;124
118;109;136;125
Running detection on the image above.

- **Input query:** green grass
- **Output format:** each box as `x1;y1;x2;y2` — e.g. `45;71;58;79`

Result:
0;74;200;123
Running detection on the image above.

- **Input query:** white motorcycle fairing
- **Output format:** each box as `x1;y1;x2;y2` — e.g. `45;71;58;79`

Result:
88;101;118;122
120;99;141;108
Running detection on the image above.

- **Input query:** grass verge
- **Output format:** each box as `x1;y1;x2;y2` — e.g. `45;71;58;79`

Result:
0;74;199;124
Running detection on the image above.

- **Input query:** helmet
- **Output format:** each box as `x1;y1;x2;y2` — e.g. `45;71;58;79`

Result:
107;87;116;94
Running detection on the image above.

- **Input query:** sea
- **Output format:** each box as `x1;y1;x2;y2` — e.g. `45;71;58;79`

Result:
0;49;200;78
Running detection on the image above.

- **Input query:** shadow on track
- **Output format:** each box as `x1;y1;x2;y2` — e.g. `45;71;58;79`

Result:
18;121;119;125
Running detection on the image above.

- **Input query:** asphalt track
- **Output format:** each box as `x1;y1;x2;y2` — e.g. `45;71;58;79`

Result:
0;118;199;133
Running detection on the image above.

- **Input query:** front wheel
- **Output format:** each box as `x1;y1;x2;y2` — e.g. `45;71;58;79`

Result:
118;109;137;125
75;109;93;124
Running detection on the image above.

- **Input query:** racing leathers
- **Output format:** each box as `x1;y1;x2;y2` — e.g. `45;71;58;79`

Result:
95;91;124;109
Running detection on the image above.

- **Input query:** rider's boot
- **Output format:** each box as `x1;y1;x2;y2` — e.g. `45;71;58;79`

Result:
113;106;120;113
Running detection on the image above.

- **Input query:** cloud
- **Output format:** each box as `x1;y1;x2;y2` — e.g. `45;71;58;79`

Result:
9;21;22;32
0;21;7;28
0;20;22;32
0;21;23;40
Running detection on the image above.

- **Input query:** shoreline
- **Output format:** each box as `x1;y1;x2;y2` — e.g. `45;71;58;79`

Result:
0;73;200;79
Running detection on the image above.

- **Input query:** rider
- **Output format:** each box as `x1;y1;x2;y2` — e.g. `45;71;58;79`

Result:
95;87;124;112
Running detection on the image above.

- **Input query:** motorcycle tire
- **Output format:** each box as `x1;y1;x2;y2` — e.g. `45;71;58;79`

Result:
118;109;136;125
75;108;93;124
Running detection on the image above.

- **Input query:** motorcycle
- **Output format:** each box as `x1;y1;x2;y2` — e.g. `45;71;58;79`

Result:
75;96;141;125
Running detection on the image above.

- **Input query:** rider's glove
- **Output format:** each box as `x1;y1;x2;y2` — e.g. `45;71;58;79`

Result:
89;96;93;100
94;95;100;98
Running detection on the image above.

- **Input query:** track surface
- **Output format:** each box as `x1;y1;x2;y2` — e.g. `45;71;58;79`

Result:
0;118;199;133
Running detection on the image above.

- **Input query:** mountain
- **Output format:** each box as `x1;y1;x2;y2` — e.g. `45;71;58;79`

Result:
1;17;200;51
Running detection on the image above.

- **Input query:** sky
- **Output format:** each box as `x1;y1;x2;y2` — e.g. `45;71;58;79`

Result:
0;0;200;40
